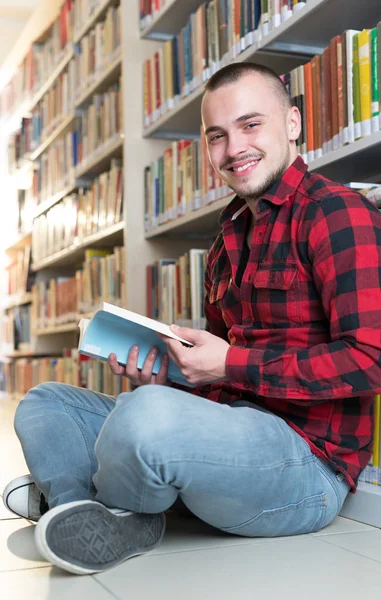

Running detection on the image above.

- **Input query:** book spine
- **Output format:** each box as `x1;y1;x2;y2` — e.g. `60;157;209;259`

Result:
358;29;372;137
370;27;380;133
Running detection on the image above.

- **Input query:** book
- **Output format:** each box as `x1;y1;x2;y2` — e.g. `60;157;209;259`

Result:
77;302;194;387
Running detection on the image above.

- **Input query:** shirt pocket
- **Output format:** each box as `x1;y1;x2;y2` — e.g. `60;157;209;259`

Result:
209;276;240;328
253;261;301;326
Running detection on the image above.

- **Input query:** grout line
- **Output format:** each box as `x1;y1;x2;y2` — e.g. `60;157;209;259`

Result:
91;577;121;599
316;532;381;566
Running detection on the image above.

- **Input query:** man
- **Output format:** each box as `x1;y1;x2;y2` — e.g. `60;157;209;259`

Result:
5;62;381;575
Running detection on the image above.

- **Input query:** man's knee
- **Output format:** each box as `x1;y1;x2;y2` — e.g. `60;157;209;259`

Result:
96;385;185;462
14;382;68;434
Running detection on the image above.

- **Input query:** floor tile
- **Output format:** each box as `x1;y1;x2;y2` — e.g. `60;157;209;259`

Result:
0;492;20;520
0;396;28;491
153;512;273;555
320;529;381;563
96;535;381;600
311;515;376;536
0;519;47;572
0;568;116;599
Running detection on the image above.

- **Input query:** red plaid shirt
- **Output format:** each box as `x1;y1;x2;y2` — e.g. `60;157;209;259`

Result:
197;155;381;491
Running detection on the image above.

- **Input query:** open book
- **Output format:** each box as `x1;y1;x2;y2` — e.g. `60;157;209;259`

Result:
78;302;194;387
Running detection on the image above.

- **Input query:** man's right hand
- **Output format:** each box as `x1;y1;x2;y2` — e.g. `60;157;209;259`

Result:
108;346;169;386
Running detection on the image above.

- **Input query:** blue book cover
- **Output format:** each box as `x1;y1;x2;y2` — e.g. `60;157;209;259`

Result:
78;302;194;387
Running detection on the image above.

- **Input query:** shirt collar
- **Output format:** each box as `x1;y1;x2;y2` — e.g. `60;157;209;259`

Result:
218;155;308;226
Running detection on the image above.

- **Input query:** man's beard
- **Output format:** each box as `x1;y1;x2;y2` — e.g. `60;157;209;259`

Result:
227;152;290;203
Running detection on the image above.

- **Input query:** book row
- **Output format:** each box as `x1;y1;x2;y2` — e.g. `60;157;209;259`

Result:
281;26;381;160
142;0;308;127
32;163;124;263
4;350;129;397
5;245;32;298
140;0;307;36
1;0;74;117
3;305;31;352
144;135;231;230
34;246;126;329
146;249;208;328
75;3;121;98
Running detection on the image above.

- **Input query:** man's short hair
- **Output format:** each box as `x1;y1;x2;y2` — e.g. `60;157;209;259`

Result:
204;62;292;110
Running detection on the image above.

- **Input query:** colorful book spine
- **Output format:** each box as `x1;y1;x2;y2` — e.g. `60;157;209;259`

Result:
358;29;372;136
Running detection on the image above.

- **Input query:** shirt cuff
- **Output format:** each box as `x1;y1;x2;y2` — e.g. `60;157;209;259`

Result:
226;345;261;388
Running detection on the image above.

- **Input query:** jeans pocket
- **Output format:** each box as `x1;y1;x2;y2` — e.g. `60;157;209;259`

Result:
315;460;350;530
220;492;327;538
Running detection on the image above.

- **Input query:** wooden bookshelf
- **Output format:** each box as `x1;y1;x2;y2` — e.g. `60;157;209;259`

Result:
35;322;79;336
73;0;120;45
143;0;381;139
3;292;33;310
31;220;124;271
140;0;205;39
4;231;32;254
29;111;76;162
33;180;77;218
75;51;122;109
28;45;74;112
75;133;124;178
145;194;235;239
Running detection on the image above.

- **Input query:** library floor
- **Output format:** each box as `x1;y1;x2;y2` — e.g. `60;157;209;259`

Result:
2;394;381;599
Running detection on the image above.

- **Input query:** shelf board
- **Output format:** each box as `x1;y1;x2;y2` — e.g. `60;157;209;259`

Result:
309;129;381;182
75;134;124;179
4;349;54;358
140;0;205;39
4;230;32;253
31;220;124;270
75;51;122;108
33;180;78;218
28;47;74;112
34;321;79;336
143;0;381;138
29;111;76;161
261;0;381;53
73;0;119;44
340;481;381;528
145;193;234;239
3;292;33;310
0;47;74;137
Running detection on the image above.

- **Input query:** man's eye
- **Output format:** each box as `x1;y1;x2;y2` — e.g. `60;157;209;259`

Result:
245;122;259;129
210;134;224;142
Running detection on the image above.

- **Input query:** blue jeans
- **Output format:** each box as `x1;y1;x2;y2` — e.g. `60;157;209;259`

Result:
14;382;350;537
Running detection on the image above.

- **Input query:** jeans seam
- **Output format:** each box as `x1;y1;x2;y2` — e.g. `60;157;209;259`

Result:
55;391;96;495
316;460;341;515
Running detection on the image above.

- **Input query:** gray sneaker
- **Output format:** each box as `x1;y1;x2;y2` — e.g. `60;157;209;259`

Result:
34;500;166;575
3;474;48;522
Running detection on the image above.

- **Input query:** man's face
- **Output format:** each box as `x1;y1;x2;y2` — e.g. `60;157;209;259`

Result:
201;73;300;201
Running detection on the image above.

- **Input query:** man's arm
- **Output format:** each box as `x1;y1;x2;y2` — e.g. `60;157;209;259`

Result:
226;192;381;403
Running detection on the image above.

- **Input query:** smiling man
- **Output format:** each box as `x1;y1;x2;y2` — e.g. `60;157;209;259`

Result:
6;62;381;575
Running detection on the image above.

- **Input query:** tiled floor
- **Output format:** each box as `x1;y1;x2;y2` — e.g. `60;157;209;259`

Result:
2;393;381;599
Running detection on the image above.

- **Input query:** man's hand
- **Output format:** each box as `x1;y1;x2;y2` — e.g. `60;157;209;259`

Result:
108;346;169;387
161;325;230;386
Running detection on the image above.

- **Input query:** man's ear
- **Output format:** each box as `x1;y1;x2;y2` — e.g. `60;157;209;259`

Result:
287;106;301;142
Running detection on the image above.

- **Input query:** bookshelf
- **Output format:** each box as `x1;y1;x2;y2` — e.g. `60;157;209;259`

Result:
1;0;381;525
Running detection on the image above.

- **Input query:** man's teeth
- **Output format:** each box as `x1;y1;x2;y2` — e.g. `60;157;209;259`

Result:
232;160;259;172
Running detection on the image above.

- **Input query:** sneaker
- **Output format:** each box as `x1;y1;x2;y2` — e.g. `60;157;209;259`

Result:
3;474;48;522
34;499;166;575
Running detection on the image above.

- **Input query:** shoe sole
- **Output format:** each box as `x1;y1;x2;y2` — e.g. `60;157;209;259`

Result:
35;500;166;575
3;475;36;521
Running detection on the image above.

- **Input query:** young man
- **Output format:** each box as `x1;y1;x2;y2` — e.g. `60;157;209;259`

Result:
5;62;381;575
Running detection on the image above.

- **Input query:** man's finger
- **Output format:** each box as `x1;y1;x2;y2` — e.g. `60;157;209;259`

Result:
108;353;125;376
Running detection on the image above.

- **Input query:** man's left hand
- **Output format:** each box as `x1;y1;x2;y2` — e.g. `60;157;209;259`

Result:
161;325;230;386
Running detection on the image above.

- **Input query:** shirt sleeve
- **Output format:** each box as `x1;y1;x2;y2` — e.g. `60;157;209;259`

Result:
225;192;381;403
